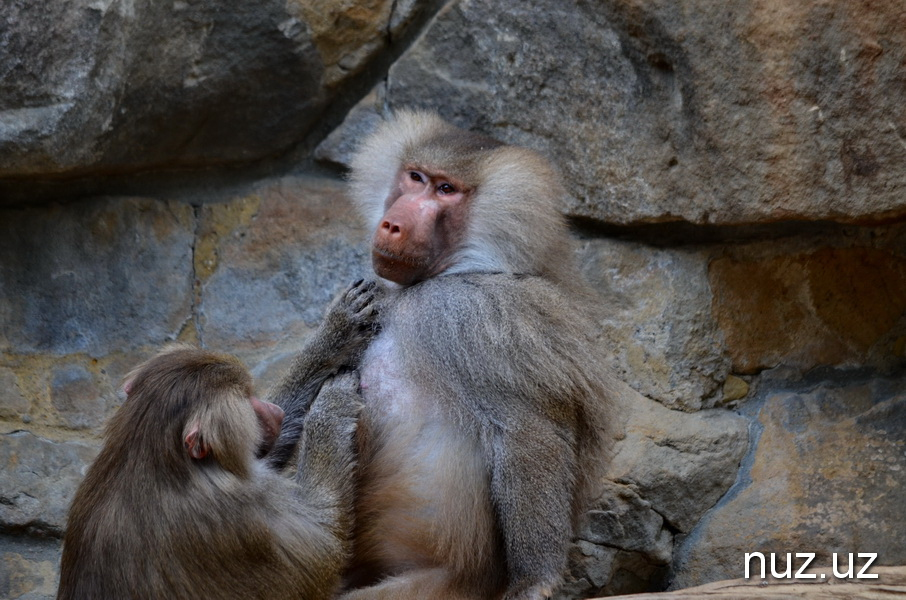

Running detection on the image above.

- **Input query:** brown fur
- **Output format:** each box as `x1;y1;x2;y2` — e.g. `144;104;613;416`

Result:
59;278;378;600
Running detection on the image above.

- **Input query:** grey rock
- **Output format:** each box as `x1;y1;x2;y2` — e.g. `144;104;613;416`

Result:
366;0;906;225
0;0;323;177
582;482;672;564
0;432;98;537
314;89;385;167
558;383;748;597
672;371;906;588
573;541;617;588
607;381;750;534
197;176;370;368
0;534;61;600
0;197;194;357
556;542;618;599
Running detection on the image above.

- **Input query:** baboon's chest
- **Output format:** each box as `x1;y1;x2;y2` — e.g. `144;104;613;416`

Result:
356;331;493;566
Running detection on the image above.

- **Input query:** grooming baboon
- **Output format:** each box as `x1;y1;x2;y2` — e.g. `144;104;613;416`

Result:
58;281;377;600
276;111;615;600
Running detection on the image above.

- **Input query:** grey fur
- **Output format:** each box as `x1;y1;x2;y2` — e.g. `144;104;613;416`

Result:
338;111;615;600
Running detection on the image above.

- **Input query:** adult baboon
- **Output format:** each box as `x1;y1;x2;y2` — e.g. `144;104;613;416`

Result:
276;111;615;600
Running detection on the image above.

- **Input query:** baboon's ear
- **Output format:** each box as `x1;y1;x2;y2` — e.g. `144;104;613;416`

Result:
184;425;209;460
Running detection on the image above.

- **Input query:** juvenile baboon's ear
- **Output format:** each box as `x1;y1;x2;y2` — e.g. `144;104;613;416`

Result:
184;425;209;460
184;389;259;477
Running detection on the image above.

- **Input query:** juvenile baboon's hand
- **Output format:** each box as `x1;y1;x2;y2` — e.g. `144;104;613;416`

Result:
304;372;362;466
312;371;363;427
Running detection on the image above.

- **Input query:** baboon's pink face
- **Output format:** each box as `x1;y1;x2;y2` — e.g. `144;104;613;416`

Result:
371;167;471;286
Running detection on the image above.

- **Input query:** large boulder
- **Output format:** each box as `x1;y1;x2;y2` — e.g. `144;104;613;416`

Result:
0;0;419;179
323;0;906;226
556;381;749;598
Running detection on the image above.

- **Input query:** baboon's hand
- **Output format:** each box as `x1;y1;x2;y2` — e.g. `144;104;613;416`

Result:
342;279;380;329
314;371;363;426
317;280;381;367
304;371;362;461
326;279;380;333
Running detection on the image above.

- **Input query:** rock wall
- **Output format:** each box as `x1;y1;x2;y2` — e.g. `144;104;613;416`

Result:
1;1;904;598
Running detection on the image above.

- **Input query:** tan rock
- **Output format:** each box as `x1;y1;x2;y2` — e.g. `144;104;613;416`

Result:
710;247;906;374
578;238;730;410
287;0;394;86
673;374;906;588
722;376;749;403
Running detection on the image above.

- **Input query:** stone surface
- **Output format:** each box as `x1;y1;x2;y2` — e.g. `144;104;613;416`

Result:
0;368;28;421
323;0;906;225
197;176;370;383
0;0;399;178
721;376;750;404
606;383;750;535
556;383;749;598
314;88;386;167
286;0;393;87
48;362;105;431
603;566;906;599
0;432;98;537
672;371;906;589
582;482;673;562
0;198;194;357
558;482;674;598
0;535;61;600
0;352;139;437
709;232;906;375
578;238;730;410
